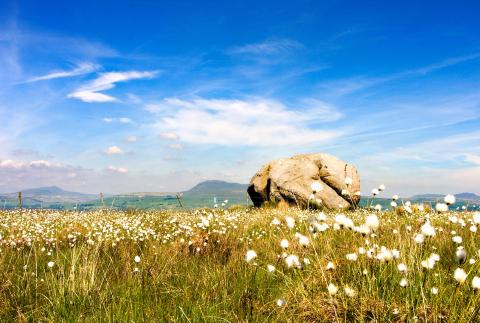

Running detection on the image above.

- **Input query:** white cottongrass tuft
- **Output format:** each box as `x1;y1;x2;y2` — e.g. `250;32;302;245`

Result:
435;203;448;213
326;261;335;270
365;214;380;231
397;263;407;273
452;236;463;244
285;254;301;268
296;234;310;247
414;234;425;244
245;250;257;263
285;217;295;229
280;239;289;249
327;283;338;295
346;253;358;261
344;286;356;297
311;181;323;193
47;261;55;268
472;276;480;290
454;268;468;284
456;248;467;264
421;221;436;237
267;264;276;273
444;194;456;205
271;218;281;226
421;253;440;270
134;255;141;263
473;212;480;224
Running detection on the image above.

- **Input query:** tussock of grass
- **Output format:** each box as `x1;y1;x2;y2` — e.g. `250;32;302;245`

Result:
0;207;479;321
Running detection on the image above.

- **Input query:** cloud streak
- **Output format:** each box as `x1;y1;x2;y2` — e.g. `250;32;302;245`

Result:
68;70;158;102
319;52;480;96
229;39;303;56
26;62;99;82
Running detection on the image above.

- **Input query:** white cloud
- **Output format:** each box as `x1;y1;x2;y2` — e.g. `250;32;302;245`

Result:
68;70;157;103
0;159;26;169
106;166;128;174
26;62;99;82
104;146;124;155
0;159;62;169
153;97;342;146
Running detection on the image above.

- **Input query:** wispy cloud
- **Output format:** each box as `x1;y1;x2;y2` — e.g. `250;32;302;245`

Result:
152;97;342;146
319;52;480;96
26;62;99;82
229;39;303;56
126;136;137;143
464;153;480;166
0;16;22;86
68;70;158;103
103;117;133;124
169;143;183;150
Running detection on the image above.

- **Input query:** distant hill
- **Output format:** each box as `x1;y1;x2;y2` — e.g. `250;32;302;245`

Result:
19;186;94;198
409;194;444;201
7;182;477;211
455;192;480;201
0;186;97;208
184;180;248;195
180;180;250;207
410;192;480;202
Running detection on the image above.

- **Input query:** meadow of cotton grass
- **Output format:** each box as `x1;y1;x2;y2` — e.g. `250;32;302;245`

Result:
0;201;480;321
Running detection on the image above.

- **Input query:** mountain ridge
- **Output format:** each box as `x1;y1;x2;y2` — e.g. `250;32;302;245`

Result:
410;192;480;201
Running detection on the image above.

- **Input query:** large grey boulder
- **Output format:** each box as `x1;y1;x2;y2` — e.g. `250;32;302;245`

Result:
247;153;360;209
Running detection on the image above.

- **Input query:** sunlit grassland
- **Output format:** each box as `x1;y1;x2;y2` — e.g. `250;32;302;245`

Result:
0;207;479;322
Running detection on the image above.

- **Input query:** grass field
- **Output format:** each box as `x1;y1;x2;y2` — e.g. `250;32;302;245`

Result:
0;206;479;322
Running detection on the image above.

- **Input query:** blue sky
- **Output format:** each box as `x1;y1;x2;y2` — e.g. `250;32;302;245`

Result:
1;0;480;195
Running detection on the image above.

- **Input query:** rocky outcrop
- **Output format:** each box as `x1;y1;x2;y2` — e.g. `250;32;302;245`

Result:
247;153;360;209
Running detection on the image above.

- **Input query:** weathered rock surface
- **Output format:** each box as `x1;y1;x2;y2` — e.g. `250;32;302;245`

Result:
247;153;360;209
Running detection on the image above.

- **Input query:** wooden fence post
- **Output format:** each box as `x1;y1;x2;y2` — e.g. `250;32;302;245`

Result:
176;193;184;208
